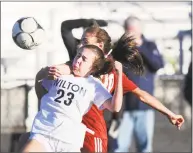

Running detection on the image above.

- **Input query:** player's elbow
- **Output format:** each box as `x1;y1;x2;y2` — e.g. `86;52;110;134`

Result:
61;21;71;32
108;106;120;112
132;87;147;102
104;98;122;112
35;67;48;81
113;106;121;112
111;101;122;112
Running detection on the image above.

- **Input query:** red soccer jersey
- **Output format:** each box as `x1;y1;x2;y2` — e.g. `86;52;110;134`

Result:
82;70;137;139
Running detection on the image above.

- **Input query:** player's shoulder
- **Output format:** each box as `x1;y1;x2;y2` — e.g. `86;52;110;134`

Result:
88;75;106;89
88;75;101;83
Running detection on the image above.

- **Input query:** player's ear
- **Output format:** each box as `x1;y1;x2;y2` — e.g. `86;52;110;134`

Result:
98;42;104;50
90;67;96;75
89;62;97;76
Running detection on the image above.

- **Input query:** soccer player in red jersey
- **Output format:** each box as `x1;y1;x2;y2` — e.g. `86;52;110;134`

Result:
82;70;137;152
55;21;183;152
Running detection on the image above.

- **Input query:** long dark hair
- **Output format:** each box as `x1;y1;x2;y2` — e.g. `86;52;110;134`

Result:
77;45;114;77
112;33;144;75
84;21;144;75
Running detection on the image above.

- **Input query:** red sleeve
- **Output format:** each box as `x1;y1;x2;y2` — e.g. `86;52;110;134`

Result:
122;72;137;93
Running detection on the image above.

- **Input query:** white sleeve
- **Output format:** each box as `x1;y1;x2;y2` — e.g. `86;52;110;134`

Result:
42;79;54;91
93;82;112;108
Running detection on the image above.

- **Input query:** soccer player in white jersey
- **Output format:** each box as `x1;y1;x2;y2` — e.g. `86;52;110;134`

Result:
21;45;123;152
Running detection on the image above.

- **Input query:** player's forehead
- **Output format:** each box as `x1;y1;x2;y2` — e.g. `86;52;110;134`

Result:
82;31;96;37
77;48;96;60
81;32;98;41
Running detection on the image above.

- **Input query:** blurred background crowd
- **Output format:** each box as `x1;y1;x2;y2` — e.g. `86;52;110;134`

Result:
1;2;192;152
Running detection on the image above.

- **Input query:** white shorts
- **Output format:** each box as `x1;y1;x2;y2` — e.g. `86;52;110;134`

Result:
29;133;80;152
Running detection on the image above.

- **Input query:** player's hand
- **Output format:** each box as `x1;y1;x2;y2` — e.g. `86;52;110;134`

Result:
47;66;62;80
168;114;185;130
114;61;122;74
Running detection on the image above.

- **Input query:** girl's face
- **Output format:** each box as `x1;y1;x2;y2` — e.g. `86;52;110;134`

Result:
72;48;96;77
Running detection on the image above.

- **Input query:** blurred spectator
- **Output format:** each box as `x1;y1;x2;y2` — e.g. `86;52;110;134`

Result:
115;16;164;152
183;46;192;107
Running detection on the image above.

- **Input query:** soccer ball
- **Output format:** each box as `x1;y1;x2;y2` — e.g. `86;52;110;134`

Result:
12;17;45;50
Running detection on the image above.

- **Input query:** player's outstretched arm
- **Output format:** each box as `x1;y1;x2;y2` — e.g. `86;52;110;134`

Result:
103;61;123;112
132;88;184;129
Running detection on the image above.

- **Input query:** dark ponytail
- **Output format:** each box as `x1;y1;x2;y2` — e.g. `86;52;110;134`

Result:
112;33;144;75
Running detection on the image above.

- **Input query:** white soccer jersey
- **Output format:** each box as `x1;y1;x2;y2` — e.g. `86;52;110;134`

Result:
31;74;112;147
